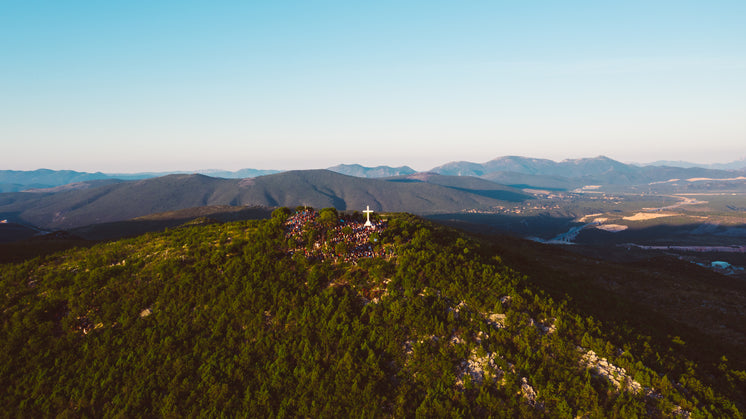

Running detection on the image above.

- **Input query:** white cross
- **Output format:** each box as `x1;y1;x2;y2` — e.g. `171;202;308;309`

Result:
363;205;374;227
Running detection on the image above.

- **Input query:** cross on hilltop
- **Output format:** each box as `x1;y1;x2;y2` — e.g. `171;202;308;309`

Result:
363;206;374;227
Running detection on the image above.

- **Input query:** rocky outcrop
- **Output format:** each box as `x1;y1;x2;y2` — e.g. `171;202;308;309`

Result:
580;349;642;393
455;347;504;388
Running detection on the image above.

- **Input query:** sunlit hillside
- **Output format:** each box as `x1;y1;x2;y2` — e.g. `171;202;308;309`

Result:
0;210;743;417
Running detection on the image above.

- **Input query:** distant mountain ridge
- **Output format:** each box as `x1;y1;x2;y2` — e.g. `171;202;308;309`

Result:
4;156;744;193
3;157;745;231
433;155;642;177
429;155;745;189
327;164;416;178
0;169;113;193
0;170;531;230
636;158;746;171
186;168;282;179
0;168;282;193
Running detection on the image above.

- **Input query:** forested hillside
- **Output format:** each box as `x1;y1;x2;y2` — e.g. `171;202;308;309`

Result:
1;210;743;417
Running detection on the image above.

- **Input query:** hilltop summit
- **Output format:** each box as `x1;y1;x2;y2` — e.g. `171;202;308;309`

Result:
0;213;742;416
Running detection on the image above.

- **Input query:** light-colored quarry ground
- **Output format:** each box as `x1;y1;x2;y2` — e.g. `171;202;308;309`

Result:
623;212;677;221
595;224;628;232
579;213;603;222
686;176;746;182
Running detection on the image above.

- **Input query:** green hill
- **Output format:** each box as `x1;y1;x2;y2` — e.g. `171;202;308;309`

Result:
0;211;743;417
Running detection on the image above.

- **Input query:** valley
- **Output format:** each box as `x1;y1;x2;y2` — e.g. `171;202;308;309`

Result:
429;176;746;280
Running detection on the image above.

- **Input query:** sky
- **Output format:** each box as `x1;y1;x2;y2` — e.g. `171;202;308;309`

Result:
2;1;745;173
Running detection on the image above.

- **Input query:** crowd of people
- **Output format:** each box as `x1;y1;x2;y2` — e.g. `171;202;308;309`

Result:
283;208;388;263
284;208;317;237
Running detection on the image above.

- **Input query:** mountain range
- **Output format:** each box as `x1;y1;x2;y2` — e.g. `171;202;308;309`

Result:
637;158;746;171
4;156;745;193
429;155;746;189
0;169;115;193
326;164;416;178
0;170;530;230
0;168;281;193
3;155;746;234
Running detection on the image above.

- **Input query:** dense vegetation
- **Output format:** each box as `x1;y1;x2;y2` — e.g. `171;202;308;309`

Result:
1;209;743;417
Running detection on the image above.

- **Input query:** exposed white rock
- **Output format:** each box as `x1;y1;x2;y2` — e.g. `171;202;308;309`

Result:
447;301;470;320
403;340;414;358
365;278;391;305
580;349;642;393
486;313;507;329
672;405;691;418
140;308;152;318
455;347;502;388
449;335;465;346
520;377;540;407
538;318;557;334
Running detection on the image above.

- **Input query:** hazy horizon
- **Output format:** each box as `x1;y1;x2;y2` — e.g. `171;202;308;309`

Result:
3;2;744;173
4;154;746;175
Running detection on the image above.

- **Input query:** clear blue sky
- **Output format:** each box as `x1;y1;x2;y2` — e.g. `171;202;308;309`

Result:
2;1;745;172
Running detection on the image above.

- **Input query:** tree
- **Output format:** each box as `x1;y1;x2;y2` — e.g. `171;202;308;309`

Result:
318;208;339;228
271;207;291;221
